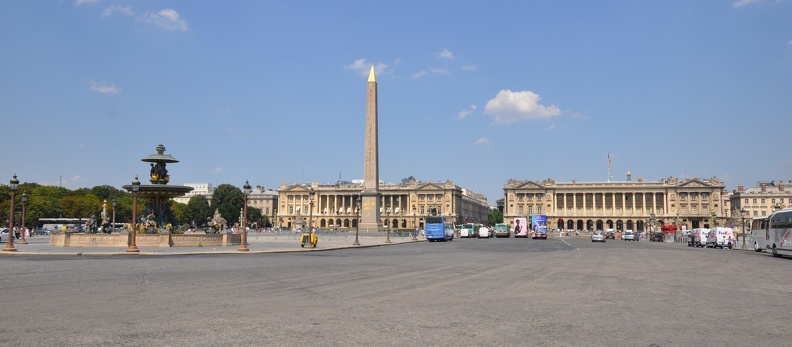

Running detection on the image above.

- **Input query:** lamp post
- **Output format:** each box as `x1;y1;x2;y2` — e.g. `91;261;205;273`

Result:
308;188;315;247
385;202;391;244
647;211;656;241
412;206;417;241
354;197;361;246
19;192;28;244
674;213;681;243
111;198;117;234
127;176;140;253
3;175;19;252
740;208;747;249
239;180;251;252
710;211;716;228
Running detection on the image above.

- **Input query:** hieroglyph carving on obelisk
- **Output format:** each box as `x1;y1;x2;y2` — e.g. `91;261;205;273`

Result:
360;66;383;231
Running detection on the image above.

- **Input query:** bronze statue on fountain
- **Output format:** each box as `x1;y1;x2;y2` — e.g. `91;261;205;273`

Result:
123;144;193;234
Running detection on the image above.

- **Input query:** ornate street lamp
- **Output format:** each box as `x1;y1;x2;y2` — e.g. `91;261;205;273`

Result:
412;206;418;241
674;213;681;243
3;175;19;252
127;176;140;253
239;180;251;252
111;198;117;234
19;192;28;244
740;208;747;249
308;187;316;247
385;202;391;244
354;197;361;246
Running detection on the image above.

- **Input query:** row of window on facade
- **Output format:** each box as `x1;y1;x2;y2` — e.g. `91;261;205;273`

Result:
744;197;792;204
285;205;443;216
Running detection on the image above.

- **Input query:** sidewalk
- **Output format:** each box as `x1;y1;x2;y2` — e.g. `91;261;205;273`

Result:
0;232;423;256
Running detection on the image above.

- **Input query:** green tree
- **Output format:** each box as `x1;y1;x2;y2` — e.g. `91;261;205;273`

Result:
90;185;124;202
488;208;503;225
212;184;244;226
188;195;212;226
32;185;72;217
171;202;192;226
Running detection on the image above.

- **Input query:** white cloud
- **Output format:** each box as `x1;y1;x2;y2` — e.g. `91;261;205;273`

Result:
788;39;792;46
103;5;134;17
474;137;490;145
461;64;478;71
74;0;100;6
457;105;477;120
732;0;761;8
345;59;390;78
139;8;189;32
484;89;561;124
89;81;121;94
438;48;455;60
211;167;224;174
412;67;449;79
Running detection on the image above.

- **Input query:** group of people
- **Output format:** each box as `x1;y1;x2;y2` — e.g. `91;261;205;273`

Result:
5;227;32;239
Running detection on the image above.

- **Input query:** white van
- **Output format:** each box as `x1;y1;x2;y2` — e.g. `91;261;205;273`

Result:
478;226;490;239
706;227;734;248
691;228;710;247
460;228;472;238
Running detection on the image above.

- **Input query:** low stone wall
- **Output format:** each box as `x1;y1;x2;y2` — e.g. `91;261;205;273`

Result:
49;232;241;248
49;232;129;247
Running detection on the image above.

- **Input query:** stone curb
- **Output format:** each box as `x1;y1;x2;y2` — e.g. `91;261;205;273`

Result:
0;239;424;257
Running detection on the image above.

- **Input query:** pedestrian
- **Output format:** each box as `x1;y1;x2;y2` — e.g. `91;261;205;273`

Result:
727;235;733;250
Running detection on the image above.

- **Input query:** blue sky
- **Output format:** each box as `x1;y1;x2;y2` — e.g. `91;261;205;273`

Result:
1;0;791;204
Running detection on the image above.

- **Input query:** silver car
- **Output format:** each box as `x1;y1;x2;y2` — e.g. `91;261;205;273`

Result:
591;230;606;242
622;231;638;241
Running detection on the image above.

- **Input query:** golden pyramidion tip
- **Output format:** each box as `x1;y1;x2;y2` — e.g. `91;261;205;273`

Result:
368;66;376;82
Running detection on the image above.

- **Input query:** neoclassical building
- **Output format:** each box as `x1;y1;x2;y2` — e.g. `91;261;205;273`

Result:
503;175;727;233
727;180;792;220
276;178;490;231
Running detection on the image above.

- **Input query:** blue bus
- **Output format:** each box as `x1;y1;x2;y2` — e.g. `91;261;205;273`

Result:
425;216;453;241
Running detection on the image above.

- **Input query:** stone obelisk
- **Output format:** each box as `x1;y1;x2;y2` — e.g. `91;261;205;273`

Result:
359;66;383;231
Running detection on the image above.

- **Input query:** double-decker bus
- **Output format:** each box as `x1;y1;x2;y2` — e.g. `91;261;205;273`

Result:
766;208;792;257
750;216;769;252
426;216;453;241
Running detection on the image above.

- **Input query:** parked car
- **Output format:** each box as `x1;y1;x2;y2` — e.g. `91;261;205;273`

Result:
591;230;606;242
622;231;638;241
650;232;664;242
605;229;615;239
33;228;51;236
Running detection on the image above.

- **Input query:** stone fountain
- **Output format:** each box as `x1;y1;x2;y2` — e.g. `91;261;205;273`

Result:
122;144;193;234
50;144;242;248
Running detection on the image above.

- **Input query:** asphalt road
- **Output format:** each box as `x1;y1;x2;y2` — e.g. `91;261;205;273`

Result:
1;236;790;346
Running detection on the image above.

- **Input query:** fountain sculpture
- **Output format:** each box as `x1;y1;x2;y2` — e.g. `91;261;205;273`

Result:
123;144;193;234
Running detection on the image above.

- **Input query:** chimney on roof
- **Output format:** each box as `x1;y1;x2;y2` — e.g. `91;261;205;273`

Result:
780;181;785;192
761;183;767;192
738;185;744;192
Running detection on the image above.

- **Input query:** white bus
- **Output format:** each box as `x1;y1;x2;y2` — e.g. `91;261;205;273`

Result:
766;208;792;258
750;216;769;252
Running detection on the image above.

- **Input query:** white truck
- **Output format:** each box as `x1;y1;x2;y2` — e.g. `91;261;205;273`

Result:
706;227;734;249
